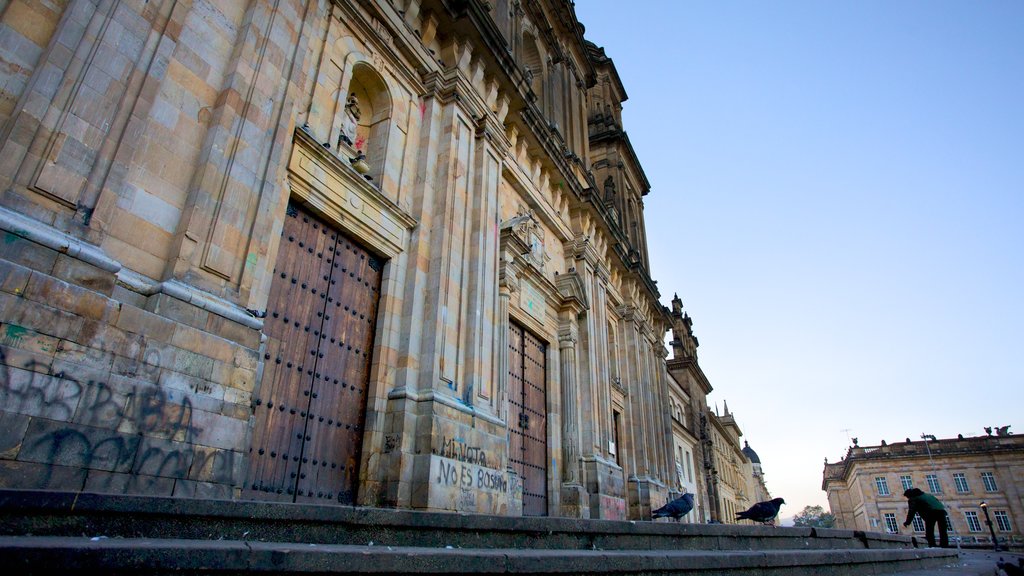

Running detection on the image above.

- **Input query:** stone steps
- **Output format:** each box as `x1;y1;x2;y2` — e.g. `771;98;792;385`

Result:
0;536;955;575
0;490;958;575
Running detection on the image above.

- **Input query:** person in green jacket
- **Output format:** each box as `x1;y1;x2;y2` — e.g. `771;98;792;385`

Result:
903;487;949;547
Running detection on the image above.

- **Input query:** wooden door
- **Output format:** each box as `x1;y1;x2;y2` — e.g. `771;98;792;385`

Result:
508;322;548;516
246;203;382;505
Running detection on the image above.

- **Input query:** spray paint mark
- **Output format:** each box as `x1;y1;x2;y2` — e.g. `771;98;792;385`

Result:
3;324;28;342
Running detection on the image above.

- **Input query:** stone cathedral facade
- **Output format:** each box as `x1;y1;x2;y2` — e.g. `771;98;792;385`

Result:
0;0;764;520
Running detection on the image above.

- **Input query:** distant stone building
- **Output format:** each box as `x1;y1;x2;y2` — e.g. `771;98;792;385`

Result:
743;440;771;506
0;0;767;521
662;294;771;524
665;294;710;522
823;429;1023;547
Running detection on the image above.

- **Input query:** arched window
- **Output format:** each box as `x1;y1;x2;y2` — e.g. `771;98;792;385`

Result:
339;64;392;183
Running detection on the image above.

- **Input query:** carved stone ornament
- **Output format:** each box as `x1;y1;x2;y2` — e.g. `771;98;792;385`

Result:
499;209;549;274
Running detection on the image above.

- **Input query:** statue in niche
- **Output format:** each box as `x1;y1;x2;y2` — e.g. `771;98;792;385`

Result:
339;92;361;147
522;66;534;86
603;175;617;202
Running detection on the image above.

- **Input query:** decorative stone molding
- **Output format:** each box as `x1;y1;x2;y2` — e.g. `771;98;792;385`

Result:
0;205;263;330
568;233;601;268
555;268;588;314
500;209;549;275
288;129;416;259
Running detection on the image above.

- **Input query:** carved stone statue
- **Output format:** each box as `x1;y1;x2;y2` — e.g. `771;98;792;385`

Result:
345;92;361;121
339;92;361;146
603;175;616;202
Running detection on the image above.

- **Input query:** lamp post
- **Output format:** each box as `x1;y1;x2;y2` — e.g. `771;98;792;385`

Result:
979;501;1000;551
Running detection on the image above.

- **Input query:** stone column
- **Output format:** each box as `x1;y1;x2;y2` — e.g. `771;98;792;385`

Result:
559;322;581;484
558;318;587;518
496;283;512;423
555;268;589;518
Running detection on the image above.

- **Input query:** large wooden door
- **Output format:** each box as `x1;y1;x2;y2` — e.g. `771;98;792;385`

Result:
508;322;548;516
246;203;382;505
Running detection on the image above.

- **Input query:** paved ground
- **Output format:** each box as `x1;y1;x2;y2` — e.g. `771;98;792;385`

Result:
889;550;1023;575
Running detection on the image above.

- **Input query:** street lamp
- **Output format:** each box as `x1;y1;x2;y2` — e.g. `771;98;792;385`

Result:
979;501;1000;551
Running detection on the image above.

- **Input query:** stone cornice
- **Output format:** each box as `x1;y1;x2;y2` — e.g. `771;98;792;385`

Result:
336;0;428;96
555;268;588;313
588;128;650;195
822;433;1024;487
667;357;713;396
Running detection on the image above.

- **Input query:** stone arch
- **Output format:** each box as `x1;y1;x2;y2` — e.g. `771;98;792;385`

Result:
522;32;544;106
338;59;393;184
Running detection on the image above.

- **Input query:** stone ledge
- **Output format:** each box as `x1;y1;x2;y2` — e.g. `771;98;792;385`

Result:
0;536;957;575
1;489;918;553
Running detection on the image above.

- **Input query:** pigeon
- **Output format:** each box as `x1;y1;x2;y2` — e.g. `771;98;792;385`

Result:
996;557;1024;576
735;497;785;525
651;492;694;521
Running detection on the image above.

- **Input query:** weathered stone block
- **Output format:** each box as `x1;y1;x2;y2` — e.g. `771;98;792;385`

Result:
19;418;139;473
206;313;261;350
0;322;59;357
171;323;236;364
52;254;116;296
72;378;132;430
53;339;116;373
24;271;118;323
171;346;216;380
222;383;251;407
0;259;32;296
118;382;199;441
83;470;133;494
189;445;244;485
0;459;86;491
214;360;255;394
184;479;233;500
0;410;30;459
122;474;175;497
219;400;250;421
110;346;159;380
0;361;85;422
0;344;53;393
148;293;210;332
115;304;175;343
0;292;85;341
188;408;248;451
71;318;141;364
133;436;194;479
0;232;57;273
110;284;147;309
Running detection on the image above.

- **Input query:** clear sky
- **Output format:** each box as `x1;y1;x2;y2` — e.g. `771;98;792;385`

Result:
573;0;1024;522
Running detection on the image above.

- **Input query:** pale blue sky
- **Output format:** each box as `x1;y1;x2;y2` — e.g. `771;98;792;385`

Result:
574;0;1024;520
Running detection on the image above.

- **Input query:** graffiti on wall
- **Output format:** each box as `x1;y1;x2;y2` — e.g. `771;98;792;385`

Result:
0;331;237;492
431;435;510;509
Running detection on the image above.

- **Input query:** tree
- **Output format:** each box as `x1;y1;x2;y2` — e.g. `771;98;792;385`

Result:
792;505;836;528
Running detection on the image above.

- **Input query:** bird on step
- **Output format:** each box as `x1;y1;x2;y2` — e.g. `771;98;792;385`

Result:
736;497;786;525
651;492;694;522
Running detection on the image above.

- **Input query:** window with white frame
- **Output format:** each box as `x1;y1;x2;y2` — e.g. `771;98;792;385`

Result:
911;516;925;532
883;513;899;534
965;511;982;532
926;474;942;493
953;473;969;493
900;475;913;491
981;472;998;492
994;510;1012;532
875;476;890;496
